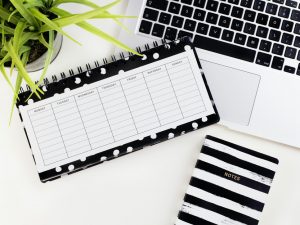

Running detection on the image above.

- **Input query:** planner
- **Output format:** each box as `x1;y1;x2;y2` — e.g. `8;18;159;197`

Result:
17;37;219;182
176;135;279;225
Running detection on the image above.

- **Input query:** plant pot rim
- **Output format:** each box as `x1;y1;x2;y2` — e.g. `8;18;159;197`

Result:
4;33;63;73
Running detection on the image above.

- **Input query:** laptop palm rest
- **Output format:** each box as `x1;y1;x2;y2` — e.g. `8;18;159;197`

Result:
199;59;261;126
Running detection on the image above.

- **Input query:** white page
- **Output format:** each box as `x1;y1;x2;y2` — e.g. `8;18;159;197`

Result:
19;50;216;172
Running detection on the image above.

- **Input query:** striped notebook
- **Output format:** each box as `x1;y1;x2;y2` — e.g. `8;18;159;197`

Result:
176;136;279;225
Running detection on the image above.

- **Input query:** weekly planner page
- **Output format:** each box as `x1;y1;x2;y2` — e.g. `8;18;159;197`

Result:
19;46;217;176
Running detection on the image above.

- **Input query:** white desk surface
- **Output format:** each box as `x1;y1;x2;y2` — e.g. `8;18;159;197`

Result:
0;1;300;225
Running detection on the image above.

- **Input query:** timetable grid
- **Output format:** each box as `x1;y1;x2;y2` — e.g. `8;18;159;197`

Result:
27;57;207;166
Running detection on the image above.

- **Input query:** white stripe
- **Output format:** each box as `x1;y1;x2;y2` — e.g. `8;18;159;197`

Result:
186;185;261;220
175;219;192;225
204;139;278;171
193;169;267;203
182;203;247;225
199;153;273;186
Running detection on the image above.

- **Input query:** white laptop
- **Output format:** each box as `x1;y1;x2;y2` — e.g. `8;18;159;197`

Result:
117;0;300;148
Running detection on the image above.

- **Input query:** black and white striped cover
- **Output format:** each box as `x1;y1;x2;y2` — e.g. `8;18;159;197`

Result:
176;135;279;225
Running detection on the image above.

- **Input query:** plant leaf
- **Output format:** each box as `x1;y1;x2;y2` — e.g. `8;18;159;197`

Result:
51;7;142;56
10;0;40;27
52;0;131;33
29;7;81;45
0;64;15;94
4;40;43;97
0;5;19;25
41;0;121;31
26;30;54;101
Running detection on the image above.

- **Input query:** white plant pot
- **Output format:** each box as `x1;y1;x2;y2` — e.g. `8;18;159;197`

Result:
25;33;63;72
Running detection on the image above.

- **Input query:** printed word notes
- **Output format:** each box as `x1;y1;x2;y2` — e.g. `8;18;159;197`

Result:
20;51;215;172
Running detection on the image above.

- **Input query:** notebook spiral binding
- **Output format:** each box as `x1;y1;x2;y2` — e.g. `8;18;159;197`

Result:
19;40;167;94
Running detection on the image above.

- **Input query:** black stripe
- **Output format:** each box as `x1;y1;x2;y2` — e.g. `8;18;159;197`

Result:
196;160;271;193
206;135;279;164
178;211;216;225
202;146;275;179
184;194;259;225
190;177;264;211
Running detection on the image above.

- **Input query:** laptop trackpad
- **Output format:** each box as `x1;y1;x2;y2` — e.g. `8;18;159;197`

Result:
200;60;261;126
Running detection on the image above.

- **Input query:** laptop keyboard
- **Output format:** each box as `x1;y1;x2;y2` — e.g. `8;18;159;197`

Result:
137;0;300;75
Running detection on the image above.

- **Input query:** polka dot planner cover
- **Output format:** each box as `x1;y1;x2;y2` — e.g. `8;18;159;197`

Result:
16;37;219;183
176;135;279;225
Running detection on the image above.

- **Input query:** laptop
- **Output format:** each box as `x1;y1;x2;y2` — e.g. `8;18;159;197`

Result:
117;0;300;148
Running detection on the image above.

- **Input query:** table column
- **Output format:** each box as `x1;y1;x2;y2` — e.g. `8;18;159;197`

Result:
98;81;138;141
52;97;91;157
144;65;183;125
166;58;206;118
121;73;160;133
28;105;67;165
75;89;114;149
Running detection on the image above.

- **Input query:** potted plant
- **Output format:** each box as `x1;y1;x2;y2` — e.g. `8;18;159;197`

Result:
0;0;139;119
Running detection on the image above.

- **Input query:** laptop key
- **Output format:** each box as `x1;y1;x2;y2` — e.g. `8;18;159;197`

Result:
228;0;240;5
256;26;269;38
197;23;209;35
272;43;284;55
244;10;256;22
269;17;281;29
171;16;184;28
281;20;294;32
234;33;247;45
146;0;168;11
181;0;193;4
247;36;259;49
168;2;181;14
219;16;231;28
286;0;297;8
266;3;278;15
294;36;300;48
256;13;269;25
159;12;171;25
297;51;300;60
253;0;265;12
284;65;296;74
244;22;256;34
184;19;197;31
222;29;235;42
271;56;284;70
209;26;222;38
281;33;294;45
273;0;284;4
164;27;178;40
285;46;297;59
139;20;153;34
219;3;231;15
143;8;159;21
297;63;300;75
278;6;291;18
206;0;219;11
181;5;194;17
241;0;253;8
194;35;256;62
231;19;244;31
269;29;281;41
294;24;300;34
194;0;206;8
256;52;272;66
194;9;206;21
206;12;219;24
231;6;244;18
152;23;165;37
291;10;300;22
259;40;272;52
